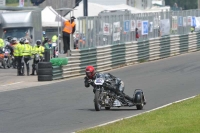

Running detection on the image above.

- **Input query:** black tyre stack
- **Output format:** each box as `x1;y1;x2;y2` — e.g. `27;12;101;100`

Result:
37;62;53;81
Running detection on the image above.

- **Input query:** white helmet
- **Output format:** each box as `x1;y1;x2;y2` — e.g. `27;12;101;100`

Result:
24;39;29;44
11;37;18;44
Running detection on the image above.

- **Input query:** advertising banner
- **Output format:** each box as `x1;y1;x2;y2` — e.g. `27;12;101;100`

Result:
172;16;178;30
191;16;196;27
113;22;120;41
187;16;191;26
178;16;183;26
142;20;149;35
160;19;170;36
124;20;130;32
130;20;136;31
19;0;24;7
103;23;110;35
154;17;159;29
137;20;142;31
149;22;153;32
183;17;187;26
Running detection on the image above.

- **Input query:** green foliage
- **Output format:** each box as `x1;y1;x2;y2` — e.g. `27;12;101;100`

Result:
50;58;68;66
165;0;198;10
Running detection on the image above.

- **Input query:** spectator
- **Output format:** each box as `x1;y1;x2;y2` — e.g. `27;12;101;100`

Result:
135;28;139;41
52;35;58;57
24;31;32;44
0;37;4;49
62;16;76;55
191;26;195;33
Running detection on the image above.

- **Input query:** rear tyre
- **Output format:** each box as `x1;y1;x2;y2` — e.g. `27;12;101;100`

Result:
136;104;144;110
37;68;52;75
38;62;52;69
134;91;144;110
94;90;101;111
38;75;52;81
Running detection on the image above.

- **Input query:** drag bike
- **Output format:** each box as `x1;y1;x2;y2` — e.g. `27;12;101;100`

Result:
92;73;146;111
33;53;42;75
2;47;11;69
0;48;4;68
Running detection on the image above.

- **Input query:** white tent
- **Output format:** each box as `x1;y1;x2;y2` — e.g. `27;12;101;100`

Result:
42;6;66;27
65;2;144;19
106;4;145;14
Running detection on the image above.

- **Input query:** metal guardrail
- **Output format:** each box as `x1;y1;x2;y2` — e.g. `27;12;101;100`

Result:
52;66;63;80
53;32;200;80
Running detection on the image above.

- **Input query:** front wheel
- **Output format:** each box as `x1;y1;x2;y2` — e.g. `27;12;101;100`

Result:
94;90;101;111
2;60;6;69
7;58;11;68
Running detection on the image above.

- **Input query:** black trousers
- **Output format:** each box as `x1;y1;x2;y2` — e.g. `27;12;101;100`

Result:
31;56;42;75
15;56;22;75
12;56;17;68
63;32;70;53
22;56;30;75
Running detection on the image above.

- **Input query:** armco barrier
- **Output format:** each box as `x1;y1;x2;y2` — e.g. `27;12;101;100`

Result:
52;66;63;80
55;32;200;80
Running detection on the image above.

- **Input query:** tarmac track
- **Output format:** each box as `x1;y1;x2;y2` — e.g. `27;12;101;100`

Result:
0;52;200;133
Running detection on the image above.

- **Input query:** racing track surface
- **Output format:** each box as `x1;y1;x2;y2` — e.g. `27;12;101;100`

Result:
1;52;200;133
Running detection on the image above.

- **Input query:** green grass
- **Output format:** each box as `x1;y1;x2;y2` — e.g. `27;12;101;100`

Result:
77;95;200;133
139;59;147;63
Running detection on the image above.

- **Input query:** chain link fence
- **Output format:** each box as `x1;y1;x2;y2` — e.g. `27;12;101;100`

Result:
75;9;200;49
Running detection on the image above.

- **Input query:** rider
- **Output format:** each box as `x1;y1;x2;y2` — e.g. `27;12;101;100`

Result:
11;37;23;76
21;38;32;76
30;40;44;75
6;36;13;44
0;37;4;49
84;65;135;103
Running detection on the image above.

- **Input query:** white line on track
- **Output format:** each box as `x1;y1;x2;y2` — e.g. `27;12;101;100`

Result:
0;81;24;87
72;95;197;133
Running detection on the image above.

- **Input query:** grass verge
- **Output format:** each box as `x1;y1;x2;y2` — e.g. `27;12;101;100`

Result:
77;95;200;133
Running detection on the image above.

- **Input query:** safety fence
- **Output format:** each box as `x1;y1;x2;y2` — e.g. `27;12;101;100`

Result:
75;9;200;49
52;31;200;80
52;66;63;80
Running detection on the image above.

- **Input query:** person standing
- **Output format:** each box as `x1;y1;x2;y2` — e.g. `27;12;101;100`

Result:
11;38;23;76
52;35;58;58
62;16;76;54
24;31;32;44
21;39;32;76
30;40;44;75
0;38;4;49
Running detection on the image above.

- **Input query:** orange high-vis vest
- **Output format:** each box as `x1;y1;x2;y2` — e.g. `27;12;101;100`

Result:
63;21;76;34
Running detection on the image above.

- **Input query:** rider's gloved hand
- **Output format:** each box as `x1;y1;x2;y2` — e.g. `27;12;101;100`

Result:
84;77;90;87
88;79;93;84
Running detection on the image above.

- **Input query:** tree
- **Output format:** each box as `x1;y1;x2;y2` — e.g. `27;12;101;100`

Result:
165;0;198;10
31;0;45;6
